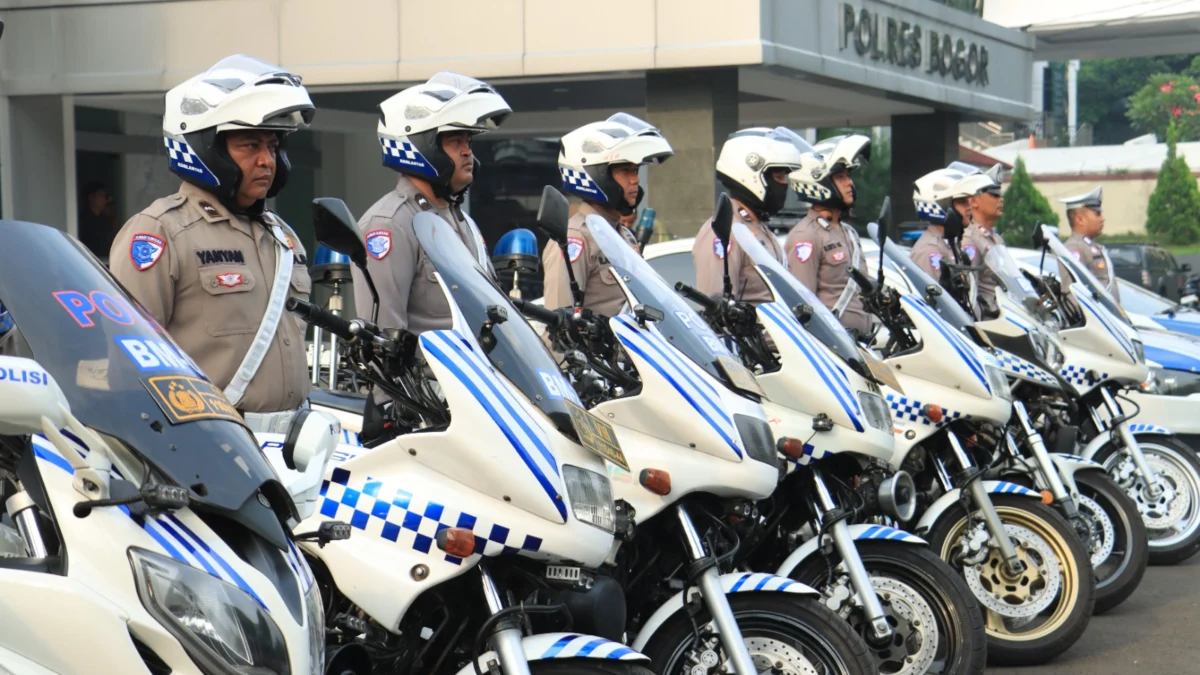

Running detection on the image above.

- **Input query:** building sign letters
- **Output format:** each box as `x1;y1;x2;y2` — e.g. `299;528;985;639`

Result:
840;3;989;86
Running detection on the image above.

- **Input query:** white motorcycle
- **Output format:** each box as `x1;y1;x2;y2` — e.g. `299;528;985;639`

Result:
517;190;875;675
0;221;324;674
864;225;1095;667
278;198;658;675
674;202;987;675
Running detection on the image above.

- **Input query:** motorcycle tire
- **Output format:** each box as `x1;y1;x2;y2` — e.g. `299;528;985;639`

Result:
1074;471;1149;614
789;541;987;675
925;494;1095;667
530;660;658;675
639;593;875;675
1095;434;1200;565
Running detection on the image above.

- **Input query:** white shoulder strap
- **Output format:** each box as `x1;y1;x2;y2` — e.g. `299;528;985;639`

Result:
832;224;862;317
223;217;295;407
461;212;493;278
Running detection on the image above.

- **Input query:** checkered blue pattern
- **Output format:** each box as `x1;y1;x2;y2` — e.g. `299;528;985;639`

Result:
1059;365;1106;387
885;393;965;428
915;200;946;223
995;351;1057;386
319;467;543;565
164;135;219;186
559;167;606;201
793;182;829;203
1129;423;1172;436
784;441;828;467
379;137;437;177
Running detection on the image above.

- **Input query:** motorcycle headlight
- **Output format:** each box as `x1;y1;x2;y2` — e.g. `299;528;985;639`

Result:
129;548;290;675
857;391;893;432
1150;367;1200;397
563;465;616;534
734;413;779;469
1133;339;1146;365
1044;339;1065;370
1028;329;1047;362
986;365;1013;401
304;578;325;675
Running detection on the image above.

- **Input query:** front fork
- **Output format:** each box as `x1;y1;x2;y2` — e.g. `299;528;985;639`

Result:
479;563;533;675
1009;403;1091;542
944;432;1026;576
1095;389;1162;498
676;504;759;675
809;469;893;643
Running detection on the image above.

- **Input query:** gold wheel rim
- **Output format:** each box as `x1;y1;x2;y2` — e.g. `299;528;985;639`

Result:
940;506;1080;642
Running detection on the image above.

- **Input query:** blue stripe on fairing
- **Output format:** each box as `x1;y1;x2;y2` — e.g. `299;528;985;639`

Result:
421;335;567;521
1005;316;1031;333
759;303;864;432
542;635;579;659
730;573;752;592
904;296;990;392
1075;292;1136;361
613;316;732;424
759;304;860;416
32;444;74;474
576;639;608;657
164;514;267;609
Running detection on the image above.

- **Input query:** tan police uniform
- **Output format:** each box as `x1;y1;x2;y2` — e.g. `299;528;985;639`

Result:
693;201;786;304
109;182;311;413
963;220;1004;308
910;227;957;281
785;210;870;334
352;176;491;336
542;201;637;317
1064;231;1121;302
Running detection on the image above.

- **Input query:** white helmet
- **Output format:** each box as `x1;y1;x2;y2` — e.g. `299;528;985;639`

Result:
163;55;314;205
787;134;871;210
913;167;969;224
378;72;511;200
946;161;1002;199
716;127;805;218
558;113;673;215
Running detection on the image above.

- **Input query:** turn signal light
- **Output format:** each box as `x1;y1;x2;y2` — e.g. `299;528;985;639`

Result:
921;404;944;423
1041;490;1055;505
639;469;672;496
436;527;476;558
777;437;809;460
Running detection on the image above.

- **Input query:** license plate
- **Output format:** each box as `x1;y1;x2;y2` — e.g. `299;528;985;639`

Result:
545;565;581;583
718;355;765;397
565;401;630;471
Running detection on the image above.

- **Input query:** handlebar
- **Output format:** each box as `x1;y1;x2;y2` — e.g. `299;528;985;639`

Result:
849;267;879;296
674;282;720;312
511;298;565;330
287;297;355;340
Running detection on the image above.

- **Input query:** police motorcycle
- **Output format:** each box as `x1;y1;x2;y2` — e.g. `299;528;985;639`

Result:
861;223;1095;666
515;188;876;675
0;220;326;674
671;196;986;675
1001;225;1200;566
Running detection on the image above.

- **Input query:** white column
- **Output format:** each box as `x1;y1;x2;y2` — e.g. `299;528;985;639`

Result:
1067;59;1080;146
1031;60;1046;115
63;96;78;237
1;95;72;230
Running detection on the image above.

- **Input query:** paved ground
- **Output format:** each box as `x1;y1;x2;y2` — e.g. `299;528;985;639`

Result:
989;553;1200;675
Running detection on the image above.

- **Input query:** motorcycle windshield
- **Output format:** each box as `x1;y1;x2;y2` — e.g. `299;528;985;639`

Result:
1040;225;1132;328
872;225;976;333
412;213;583;437
0;221;282;514
730;221;866;371
585;214;738;389
985;245;1052;322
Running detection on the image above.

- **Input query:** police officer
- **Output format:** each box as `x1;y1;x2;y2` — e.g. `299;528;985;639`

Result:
910;166;982;317
110;55;315;425
1059;187;1121;301
784;135;873;336
543;113;673;317
959;164;1006;311
693;127;803;302
354;73;510;335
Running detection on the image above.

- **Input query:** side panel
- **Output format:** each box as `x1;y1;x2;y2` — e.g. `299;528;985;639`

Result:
775;524;928;577
454;632;648;675
914;481;1041;532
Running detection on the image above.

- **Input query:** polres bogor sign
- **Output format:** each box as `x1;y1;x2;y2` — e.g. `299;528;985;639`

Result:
840;3;990;86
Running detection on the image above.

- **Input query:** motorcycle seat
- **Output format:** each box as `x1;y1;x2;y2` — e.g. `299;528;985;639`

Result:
308;389;368;417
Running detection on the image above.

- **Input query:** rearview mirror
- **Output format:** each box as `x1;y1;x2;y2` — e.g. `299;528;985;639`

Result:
712;193;733;248
313;198;366;269
535;186;571;245
874;196;891;248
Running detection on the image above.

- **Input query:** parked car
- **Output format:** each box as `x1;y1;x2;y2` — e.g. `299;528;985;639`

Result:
1107;243;1190;301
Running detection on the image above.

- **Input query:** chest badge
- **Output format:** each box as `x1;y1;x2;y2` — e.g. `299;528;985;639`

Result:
285;236;296;250
366;229;391;260
216;272;245;288
793;241;814;263
130;233;166;271
831;249;848;263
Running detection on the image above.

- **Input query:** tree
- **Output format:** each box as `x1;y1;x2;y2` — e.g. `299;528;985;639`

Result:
1078;54;1200;144
1128;74;1200;142
1145;122;1200;245
996;156;1060;247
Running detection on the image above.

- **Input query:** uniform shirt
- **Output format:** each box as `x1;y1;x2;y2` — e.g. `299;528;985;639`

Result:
1063;231;1121;302
110;182;311;413
692;201;785;304
910;227;957;281
352;176;492;336
542;202;637;317
962;220;1004;309
785;211;870;334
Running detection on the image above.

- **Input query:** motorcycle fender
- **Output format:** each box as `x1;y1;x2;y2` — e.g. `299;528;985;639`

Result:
1080;430;1114;462
915;481;1041;534
1049;454;1106;496
629;573;818;652
1129;423;1173;436
776;525;928;577
454;632;649;674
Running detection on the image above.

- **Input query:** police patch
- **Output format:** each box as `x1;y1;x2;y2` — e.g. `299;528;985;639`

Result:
1071;250;1083;261
831;249;848;263
216;273;244;288
929;253;943;270
713;238;726;260
366;229;391;260
130;233;166;271
963;244;977;261
568;236;585;263
794;241;814;262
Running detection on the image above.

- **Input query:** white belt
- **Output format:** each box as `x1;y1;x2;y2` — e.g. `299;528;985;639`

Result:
832;224;863;317
243;407;303;435
224;218;294;407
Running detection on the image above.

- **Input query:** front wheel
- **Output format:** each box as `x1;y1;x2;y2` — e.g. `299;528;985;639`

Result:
1096;434;1200;565
531;660;658;675
790;541;987;674
925;494;1095;667
639;593;876;675
1073;471;1149;613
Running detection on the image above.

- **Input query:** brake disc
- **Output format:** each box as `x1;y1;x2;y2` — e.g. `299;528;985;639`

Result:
962;523;1062;619
1076;492;1116;567
1129;457;1188;531
863;575;939;675
745;636;820;675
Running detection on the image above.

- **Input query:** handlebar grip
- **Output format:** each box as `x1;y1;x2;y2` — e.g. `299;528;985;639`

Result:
849;267;878;295
512;298;563;329
674;282;720;311
286;297;355;340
